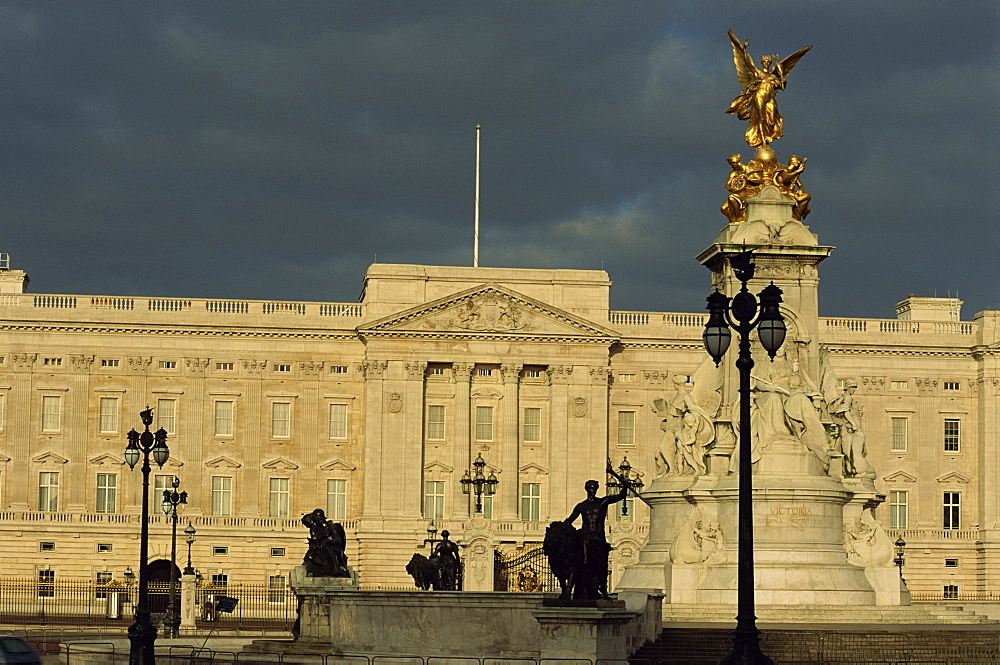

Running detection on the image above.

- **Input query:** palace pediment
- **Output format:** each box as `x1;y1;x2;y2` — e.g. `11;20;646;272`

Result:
359;284;618;342
262;456;299;472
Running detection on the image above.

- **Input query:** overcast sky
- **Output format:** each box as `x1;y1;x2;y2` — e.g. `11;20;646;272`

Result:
2;1;997;319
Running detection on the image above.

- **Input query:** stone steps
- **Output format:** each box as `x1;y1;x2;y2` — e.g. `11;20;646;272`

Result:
630;627;1000;665
660;602;998;625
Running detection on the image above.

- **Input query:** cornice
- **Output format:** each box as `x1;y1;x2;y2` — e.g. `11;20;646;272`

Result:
0;322;358;341
822;346;974;359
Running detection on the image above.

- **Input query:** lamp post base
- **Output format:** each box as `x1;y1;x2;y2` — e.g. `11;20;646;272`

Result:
717;627;774;665
127;614;158;664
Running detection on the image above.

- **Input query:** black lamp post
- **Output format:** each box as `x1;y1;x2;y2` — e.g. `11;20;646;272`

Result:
702;249;786;665
894;537;906;580
606;456;645;516
183;522;197;576
460;453;498;514
124;407;169;665
426;520;438;548
160;477;187;638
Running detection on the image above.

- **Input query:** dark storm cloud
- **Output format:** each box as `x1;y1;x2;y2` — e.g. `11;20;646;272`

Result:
1;1;997;317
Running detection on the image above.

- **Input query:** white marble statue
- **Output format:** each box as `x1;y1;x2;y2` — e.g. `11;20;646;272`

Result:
844;509;893;567
670;514;726;565
828;379;873;478
653;362;722;478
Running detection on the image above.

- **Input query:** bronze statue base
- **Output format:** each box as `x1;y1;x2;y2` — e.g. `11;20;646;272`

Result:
542;597;626;608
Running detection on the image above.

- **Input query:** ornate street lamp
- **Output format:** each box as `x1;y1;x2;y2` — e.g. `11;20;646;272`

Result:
183;523;197;576
894;537;906;580
606;456;645;516
702;249;786;665
160;477;187;638
460;453;498;514
124;407;169;664
426;520;438;548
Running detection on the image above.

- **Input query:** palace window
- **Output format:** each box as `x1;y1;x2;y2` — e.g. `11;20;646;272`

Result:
618;411;636;446
426;405;445;440
213;546;229;556
99;397;119;433
214;401;234;436
273;364;291;373
477;368;493;377
156;399;176;434
39;542;55;552
37;570;55;598
270;547;286;557
215;362;234;371
890;380;909;390
41;395;61;432
210;574;228;588
271;402;291;438
521;483;541;522
424;481;445;519
268;575;287;603
523;407;542;444
889;491;907;529
212;476;233;516
943;492;961;530
945;558;959;568
97;543;113;554
326;479;347;520
330;365;348;374
475;406;494;442
889;417;908;452
96;473;117;513
100;359;119;367
328;403;348;439
269;478;290;518
43;357;62;366
159;361;177;369
944;381;960;390
944;419;960;452
95;571;113;599
480;494;494;519
617;373;636;383
943;585;959;599
38;472;59;512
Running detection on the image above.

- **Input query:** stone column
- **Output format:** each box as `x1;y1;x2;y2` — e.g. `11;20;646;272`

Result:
499;364;522;520
547;365;573;520
452;363;474;519
179;573;197;629
240;359;267;517
67;354;95;513
359;361;388;519
400;361;427;519
7;353;34;510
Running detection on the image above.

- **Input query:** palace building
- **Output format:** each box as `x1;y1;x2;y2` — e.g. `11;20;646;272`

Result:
0;252;996;601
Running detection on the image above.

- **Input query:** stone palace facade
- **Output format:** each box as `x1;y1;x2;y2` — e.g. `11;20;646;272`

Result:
0;249;996;600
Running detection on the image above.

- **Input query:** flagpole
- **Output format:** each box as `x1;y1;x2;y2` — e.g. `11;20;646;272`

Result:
474;124;480;268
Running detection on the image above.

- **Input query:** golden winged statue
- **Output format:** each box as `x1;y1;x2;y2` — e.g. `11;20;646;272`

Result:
726;30;812;148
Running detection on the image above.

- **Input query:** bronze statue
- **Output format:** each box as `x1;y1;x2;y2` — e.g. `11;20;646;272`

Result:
720;149;813;223
301;508;350;577
431;530;462;590
544;468;630;600
406;530;462;590
726;30;812;148
406;553;442;590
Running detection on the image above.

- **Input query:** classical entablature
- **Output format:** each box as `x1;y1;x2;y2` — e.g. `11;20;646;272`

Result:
358;284;620;345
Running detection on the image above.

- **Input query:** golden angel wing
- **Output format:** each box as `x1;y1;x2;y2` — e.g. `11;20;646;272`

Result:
776;44;813;80
728;29;758;89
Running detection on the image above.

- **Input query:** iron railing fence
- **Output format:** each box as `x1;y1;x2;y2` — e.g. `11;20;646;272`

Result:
0;578;296;629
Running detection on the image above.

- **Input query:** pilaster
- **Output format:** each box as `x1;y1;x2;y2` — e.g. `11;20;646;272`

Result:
452;363;474;519
359;360;388;520
499;363;522;519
